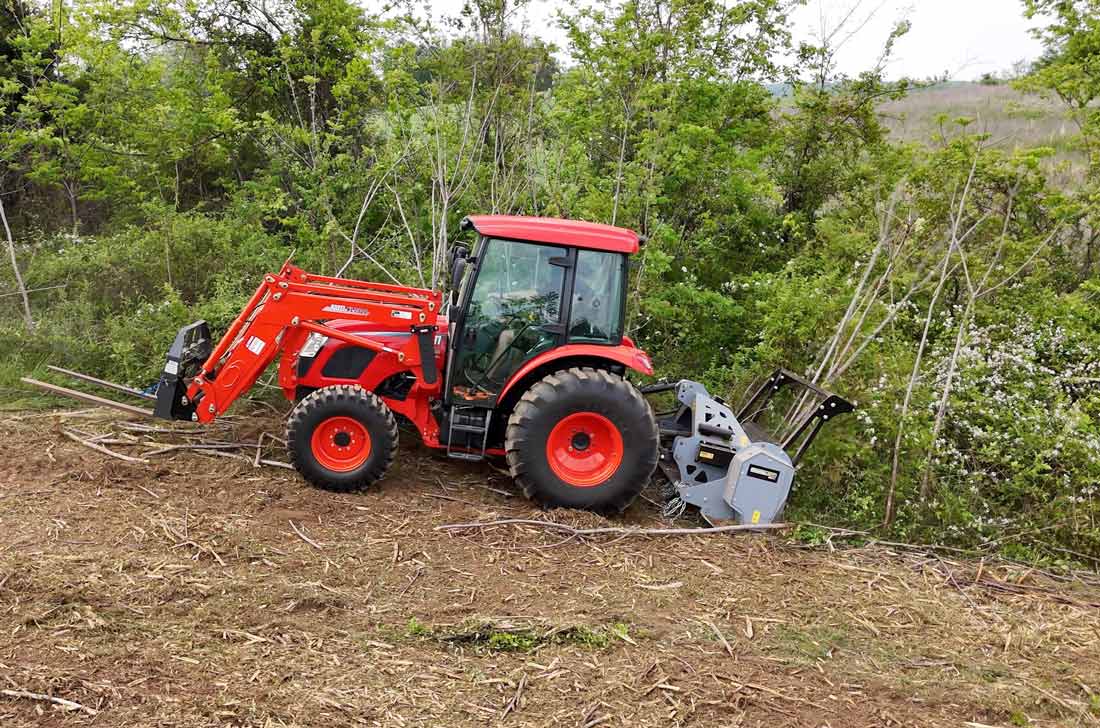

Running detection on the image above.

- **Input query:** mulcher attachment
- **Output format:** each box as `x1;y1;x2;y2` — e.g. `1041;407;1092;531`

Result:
647;369;854;527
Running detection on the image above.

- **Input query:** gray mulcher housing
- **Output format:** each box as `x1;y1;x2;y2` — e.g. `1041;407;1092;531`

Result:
647;370;854;526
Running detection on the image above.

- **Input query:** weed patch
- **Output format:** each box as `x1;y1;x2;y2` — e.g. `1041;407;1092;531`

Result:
402;618;620;653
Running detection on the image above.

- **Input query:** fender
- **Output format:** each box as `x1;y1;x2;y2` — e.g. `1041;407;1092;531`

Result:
497;340;654;403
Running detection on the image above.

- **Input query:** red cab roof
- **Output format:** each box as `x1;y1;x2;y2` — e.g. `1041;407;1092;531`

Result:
463;215;640;254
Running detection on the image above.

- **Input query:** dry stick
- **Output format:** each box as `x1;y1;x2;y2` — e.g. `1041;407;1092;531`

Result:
436;518;790;538
335;143;412;278
389;175;427;288
3;407;100;421
917;171;984;502
61;428;149;464
920;190;1056;502
500;672;526;720
143;443;244;457
828;201;988;384
739;681;835;713
0;282;66;298
1;688;98;715
289;520;323;550
827;223;920;381
812;187;899;384
784;188;906;436
701;619;735;657
424;67;504;286
253;432;266;468
828;262;945;381
131;482;160;498
198;448;293;470
919;301;971;502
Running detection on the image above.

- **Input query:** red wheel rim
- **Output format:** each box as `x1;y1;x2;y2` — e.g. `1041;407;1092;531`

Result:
311;416;372;472
545;412;624;487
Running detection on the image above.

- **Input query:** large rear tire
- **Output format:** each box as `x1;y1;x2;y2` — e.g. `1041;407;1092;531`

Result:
505;367;658;512
286;385;398;492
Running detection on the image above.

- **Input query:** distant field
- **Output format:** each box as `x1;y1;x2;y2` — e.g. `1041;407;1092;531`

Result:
878;82;1086;185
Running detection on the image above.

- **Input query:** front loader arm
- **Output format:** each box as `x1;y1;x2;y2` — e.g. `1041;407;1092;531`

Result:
162;263;442;423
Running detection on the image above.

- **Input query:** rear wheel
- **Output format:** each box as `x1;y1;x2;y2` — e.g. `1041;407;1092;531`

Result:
286;385;398;492
505;367;658;512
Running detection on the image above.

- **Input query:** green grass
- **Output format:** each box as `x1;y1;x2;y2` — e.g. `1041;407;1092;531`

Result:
0;358;69;412
768;624;851;663
401;618;622;653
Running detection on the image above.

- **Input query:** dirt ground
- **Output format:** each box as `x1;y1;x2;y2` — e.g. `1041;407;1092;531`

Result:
1;408;1099;727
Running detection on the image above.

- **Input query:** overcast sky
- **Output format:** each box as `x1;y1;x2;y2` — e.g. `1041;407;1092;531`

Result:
419;0;1045;81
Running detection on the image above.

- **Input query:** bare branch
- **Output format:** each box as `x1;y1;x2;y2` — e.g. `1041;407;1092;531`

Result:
0;194;33;331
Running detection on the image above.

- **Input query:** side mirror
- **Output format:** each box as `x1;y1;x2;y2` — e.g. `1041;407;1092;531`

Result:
449;243;469;270
450;257;467;306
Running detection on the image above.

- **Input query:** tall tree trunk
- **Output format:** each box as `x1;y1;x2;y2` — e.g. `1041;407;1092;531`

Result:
885;247;954;525
0;194;34;331
611;105;631;226
921;293;979;502
64;181;79;236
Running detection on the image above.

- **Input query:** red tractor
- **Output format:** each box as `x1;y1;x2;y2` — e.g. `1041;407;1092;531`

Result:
154;215;661;512
28;215;852;521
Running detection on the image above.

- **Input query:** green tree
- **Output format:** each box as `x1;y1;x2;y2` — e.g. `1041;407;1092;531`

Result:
1019;0;1100;278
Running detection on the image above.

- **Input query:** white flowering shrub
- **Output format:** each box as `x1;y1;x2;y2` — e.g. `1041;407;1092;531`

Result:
926;309;1100;557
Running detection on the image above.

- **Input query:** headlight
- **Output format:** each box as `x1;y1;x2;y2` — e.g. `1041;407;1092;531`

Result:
299;332;328;358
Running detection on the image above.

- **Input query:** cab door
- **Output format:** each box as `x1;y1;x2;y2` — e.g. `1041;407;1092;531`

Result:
447;237;571;404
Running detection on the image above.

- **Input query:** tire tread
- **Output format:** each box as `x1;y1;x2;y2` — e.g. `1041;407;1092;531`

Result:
286;384;398;492
505;367;658;512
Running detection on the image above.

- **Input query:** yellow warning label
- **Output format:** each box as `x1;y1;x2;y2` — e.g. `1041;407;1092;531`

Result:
699;451;713;460
740;436;749;447
752;510;761;524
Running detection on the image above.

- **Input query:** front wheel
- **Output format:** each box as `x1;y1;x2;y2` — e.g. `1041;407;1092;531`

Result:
286;385;398;492
505;367;659;513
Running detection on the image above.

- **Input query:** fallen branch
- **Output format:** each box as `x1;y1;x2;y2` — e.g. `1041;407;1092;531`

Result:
1;688;98;715
61;428;149;464
435;518;789;538
3;407;101;421
198;449;293;470
142;443;245;457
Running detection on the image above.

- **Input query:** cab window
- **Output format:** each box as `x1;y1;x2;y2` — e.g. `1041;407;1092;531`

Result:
452;239;566;401
568;250;625;344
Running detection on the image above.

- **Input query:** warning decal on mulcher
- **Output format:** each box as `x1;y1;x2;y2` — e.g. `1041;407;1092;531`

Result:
747;465;780;483
696;442;735;468
246;336;266;355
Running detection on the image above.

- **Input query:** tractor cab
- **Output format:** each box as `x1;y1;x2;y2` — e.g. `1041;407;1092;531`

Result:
444;216;635;407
